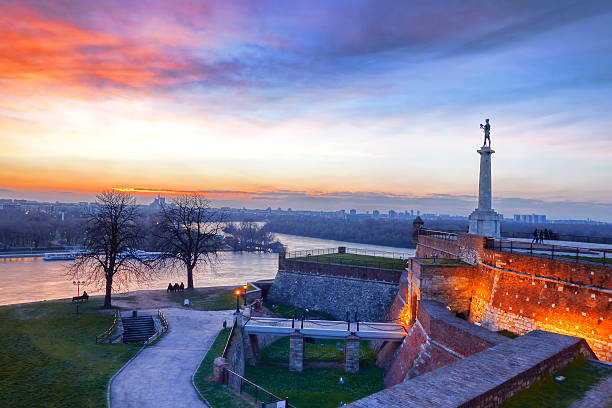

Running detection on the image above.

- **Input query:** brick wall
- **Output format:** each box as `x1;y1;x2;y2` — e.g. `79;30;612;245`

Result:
416;233;611;362
381;300;507;387
407;259;476;315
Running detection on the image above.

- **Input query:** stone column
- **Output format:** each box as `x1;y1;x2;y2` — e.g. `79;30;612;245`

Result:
289;331;304;372
344;334;360;373
213;357;229;383
468;146;501;238
477;146;493;211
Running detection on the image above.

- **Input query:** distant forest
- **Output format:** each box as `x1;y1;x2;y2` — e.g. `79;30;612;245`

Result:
264;216;417;248
264;216;612;248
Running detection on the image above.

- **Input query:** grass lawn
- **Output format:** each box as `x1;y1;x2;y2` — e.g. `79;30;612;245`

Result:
496;329;520;339
245;337;383;408
193;328;253;408
169;289;237;310
294;253;407;270
503;356;612;408
0;299;141;407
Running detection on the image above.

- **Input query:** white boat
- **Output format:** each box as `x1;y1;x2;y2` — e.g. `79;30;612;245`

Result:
43;253;76;261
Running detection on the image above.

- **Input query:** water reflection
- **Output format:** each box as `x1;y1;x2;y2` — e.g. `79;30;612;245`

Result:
0;233;414;306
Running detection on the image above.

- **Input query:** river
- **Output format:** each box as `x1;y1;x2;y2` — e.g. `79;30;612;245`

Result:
0;233;415;306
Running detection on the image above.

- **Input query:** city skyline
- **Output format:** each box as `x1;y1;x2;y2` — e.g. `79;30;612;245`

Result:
1;1;611;220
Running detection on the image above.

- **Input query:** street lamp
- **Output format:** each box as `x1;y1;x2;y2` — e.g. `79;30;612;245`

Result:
73;280;86;297
234;289;241;312
242;284;248;306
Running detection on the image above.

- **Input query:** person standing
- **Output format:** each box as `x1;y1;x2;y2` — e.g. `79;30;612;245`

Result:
539;230;544;243
533;229;538;243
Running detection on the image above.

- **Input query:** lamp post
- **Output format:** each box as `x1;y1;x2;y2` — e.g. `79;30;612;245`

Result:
73;280;86;297
234;289;241;312
242;284;248;306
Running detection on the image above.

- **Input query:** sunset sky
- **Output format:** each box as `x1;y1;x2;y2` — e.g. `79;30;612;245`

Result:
1;1;611;220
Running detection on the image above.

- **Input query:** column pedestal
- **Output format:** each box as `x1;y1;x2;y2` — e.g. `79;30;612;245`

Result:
289;331;304;372
344;334;360;373
469;145;500;238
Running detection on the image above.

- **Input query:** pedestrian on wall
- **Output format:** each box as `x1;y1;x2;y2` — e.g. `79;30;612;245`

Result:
539;230;544;243
533;229;538;243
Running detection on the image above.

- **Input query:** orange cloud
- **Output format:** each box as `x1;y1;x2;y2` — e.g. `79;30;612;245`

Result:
0;5;184;92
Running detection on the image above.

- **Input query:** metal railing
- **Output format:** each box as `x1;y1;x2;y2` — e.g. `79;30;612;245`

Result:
222;320;237;359
501;231;612;245
158;310;168;333
222;367;296;408
96;310;119;343
485;238;611;266
286;247;412;260
417;229;458;241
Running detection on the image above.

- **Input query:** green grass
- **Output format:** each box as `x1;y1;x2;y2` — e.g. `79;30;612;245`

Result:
496;330;520;339
245;338;382;407
262;300;336;320
0;299;141;407
294;253;407;270
418;258;471;266
260;337;376;363
170;290;237;311
193;328;253;408
503;356;612;408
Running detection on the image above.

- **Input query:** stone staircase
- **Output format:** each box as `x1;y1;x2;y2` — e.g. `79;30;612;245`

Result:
122;314;156;343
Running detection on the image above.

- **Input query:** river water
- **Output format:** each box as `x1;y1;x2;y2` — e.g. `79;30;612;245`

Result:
0;233;414;306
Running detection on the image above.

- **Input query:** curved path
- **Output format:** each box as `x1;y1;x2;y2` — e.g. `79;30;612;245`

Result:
111;308;234;408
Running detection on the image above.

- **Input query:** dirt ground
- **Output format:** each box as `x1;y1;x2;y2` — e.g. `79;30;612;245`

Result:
107;285;235;310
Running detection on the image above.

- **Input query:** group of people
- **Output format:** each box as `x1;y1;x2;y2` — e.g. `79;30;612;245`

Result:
167;282;185;292
532;228;553;243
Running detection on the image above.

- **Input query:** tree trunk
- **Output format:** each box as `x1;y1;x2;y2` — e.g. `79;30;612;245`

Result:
187;265;194;290
104;273;113;309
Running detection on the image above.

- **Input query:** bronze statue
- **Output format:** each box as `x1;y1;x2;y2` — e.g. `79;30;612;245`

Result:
480;118;491;147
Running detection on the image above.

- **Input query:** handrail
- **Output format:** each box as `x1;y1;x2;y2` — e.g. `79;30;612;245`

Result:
158;310;168;333
223;367;296;408
286;247;412;260
96;310;119;343
222;320;237;359
485;238;610;266
417;229;458;241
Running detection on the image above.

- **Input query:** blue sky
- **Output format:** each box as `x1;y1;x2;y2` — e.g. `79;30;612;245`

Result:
0;0;611;220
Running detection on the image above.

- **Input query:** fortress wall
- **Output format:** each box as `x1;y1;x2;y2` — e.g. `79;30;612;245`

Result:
417;233;611;361
267;270;399;321
382;300;507;387
471;260;612;361
278;254;402;283
408;258;476;315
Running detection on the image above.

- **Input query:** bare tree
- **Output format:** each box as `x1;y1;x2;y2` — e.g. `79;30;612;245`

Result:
69;191;152;308
154;194;225;289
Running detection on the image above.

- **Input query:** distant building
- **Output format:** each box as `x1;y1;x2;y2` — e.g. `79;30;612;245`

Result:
513;214;547;223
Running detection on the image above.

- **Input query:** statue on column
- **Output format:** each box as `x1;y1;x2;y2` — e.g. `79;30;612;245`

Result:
480;118;491;147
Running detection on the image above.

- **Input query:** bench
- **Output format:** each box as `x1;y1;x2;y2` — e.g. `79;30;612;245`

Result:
72;294;89;303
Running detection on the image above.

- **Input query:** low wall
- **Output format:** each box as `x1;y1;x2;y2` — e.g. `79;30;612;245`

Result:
349;330;596;407
267;270;399;321
381;300;507;387
279;253;403;283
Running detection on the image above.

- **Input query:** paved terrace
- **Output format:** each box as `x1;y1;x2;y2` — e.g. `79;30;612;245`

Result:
244;317;406;341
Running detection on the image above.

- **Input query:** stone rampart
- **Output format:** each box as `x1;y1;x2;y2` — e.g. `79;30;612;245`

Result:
416;232;612;362
349;330;596;408
267;270;398;321
381;300;507;387
279;254;403;283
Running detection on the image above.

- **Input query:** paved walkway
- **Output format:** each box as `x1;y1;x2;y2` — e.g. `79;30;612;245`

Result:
111;308;234;408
